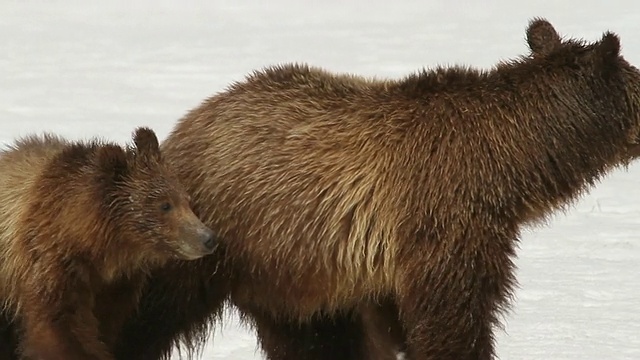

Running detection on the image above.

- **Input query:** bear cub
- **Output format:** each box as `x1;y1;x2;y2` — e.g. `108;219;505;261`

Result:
0;127;216;360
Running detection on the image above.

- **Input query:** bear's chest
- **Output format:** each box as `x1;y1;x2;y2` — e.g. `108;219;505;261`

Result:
93;273;147;348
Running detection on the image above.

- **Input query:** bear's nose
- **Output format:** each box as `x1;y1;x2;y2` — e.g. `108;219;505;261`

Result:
201;228;216;251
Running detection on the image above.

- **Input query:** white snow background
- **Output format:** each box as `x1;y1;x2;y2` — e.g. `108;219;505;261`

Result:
2;1;640;359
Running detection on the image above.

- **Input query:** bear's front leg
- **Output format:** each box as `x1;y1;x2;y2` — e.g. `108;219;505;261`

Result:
396;229;518;360
17;275;114;360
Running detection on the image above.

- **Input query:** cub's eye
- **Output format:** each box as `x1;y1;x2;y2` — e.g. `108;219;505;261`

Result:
160;202;172;212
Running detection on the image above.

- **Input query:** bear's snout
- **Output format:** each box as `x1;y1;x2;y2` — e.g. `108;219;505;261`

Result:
173;211;218;260
199;226;216;251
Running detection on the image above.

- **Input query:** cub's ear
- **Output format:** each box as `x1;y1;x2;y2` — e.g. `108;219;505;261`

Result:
96;144;129;183
526;18;561;57
132;127;161;161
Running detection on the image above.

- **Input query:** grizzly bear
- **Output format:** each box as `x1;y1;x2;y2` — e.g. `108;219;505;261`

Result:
0;127;216;360
114;18;640;360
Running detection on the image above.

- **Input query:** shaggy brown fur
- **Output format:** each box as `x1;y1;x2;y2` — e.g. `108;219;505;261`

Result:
0;128;216;360
116;18;640;360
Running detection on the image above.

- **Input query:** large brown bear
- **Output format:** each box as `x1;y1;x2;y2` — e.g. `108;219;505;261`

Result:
0;127;216;360
113;19;640;360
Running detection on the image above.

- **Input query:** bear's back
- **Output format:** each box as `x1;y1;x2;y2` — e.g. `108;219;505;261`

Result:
0;134;69;309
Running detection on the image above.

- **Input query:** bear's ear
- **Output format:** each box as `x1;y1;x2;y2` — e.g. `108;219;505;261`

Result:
132;127;161;161
595;31;621;62
96;144;129;183
526;18;561;57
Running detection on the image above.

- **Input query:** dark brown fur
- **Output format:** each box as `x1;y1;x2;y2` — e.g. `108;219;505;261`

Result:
359;298;406;359
0;128;215;360
116;19;640;359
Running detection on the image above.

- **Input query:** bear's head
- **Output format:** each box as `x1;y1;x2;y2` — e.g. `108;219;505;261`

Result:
95;127;217;264
525;18;640;160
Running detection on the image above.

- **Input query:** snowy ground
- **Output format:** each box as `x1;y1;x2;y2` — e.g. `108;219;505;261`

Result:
2;1;640;359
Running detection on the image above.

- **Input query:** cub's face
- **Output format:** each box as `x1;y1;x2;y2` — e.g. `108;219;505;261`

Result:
122;166;217;262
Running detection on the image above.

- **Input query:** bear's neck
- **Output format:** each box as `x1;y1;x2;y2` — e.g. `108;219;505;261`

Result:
92;246;164;284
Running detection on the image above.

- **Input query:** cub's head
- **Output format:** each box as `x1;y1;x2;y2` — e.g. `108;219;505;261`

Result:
526;18;640;159
96;127;216;263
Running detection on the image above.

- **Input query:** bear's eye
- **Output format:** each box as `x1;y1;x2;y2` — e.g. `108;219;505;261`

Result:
160;202;172;212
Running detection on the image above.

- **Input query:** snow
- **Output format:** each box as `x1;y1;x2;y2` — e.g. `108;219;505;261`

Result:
2;0;640;359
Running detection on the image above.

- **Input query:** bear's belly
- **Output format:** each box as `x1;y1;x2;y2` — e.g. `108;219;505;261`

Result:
230;255;395;320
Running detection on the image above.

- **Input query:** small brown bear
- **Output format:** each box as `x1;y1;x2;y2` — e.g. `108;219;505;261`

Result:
0;127;216;360
116;19;640;360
